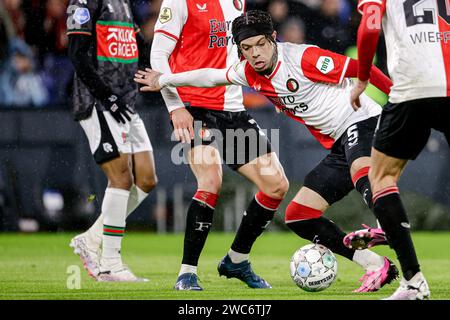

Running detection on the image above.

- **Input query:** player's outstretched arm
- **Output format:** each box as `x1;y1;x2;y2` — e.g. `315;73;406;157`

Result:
134;68;230;92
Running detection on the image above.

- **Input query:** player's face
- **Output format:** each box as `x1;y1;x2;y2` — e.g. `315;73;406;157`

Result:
240;34;277;74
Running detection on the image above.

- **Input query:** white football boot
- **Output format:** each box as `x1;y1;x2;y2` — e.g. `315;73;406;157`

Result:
69;233;101;279
384;272;430;300
97;261;149;282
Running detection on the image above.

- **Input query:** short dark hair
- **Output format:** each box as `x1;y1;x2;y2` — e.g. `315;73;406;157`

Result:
232;10;275;46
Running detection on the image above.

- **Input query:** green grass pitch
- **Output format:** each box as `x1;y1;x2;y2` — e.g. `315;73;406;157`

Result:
0;232;449;300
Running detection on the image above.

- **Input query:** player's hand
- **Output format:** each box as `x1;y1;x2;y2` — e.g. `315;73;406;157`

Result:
134;68;162;92
170;108;194;143
104;94;134;124
350;79;369;111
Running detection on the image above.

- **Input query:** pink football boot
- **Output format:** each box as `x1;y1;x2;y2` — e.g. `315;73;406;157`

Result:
343;224;388;250
354;257;399;293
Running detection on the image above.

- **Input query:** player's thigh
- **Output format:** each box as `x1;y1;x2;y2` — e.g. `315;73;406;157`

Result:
292;186;330;212
188;144;223;193
369;147;408;192
373;101;431;161
341;116;378;176
431;97;450;148
237;152;289;197
303;153;354;206
223;111;273;172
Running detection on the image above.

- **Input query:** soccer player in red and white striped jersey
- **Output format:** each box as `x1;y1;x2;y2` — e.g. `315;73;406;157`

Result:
151;1;289;291
350;0;450;300
138;10;402;293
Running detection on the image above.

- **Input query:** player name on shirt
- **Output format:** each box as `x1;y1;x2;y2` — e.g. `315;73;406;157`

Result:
410;31;450;45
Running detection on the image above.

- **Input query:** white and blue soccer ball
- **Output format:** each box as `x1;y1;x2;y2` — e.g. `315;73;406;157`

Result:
290;243;338;292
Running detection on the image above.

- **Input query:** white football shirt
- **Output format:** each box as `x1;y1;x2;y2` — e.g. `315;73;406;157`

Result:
358;0;450;103
226;43;382;149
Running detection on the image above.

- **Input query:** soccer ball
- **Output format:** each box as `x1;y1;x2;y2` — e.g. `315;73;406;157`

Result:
290;243;338;292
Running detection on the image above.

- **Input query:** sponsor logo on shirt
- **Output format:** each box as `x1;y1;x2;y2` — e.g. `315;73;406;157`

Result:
159;7;172;24
96;21;138;63
208;19;235;48
316;56;334;74
196;3;208;12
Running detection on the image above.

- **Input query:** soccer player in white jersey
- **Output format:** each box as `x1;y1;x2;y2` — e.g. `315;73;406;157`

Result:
151;1;289;290
137;10;402;293
349;0;450;300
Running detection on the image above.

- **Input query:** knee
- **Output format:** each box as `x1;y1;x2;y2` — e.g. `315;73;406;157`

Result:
136;173;158;193
197;173;222;194
368;168;395;192
109;170;134;190
265;172;289;199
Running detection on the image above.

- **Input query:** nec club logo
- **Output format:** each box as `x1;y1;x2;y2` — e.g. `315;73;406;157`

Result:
286;78;299;92
96;21;138;63
233;0;243;11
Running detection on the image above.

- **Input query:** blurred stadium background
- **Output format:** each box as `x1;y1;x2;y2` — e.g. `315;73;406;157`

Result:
1;0;449;235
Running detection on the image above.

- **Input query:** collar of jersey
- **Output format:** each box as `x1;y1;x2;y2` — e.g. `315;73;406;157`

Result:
264;45;283;80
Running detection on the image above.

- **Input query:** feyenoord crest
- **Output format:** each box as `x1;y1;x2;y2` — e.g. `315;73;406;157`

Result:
233;0;243;11
286;78;299;92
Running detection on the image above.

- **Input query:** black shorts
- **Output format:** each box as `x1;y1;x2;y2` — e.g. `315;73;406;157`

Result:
180;107;272;171
373;97;450;160
303;116;379;205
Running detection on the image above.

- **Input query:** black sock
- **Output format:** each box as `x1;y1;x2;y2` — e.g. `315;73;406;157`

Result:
231;197;276;254
181;199;214;266
287;217;355;261
373;192;420;280
355;175;373;209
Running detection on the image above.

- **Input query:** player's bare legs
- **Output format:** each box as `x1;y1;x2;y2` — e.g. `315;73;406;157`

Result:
285;186;397;292
217;152;288;289
71;151;157;281
369;148;430;299
174;145;222;290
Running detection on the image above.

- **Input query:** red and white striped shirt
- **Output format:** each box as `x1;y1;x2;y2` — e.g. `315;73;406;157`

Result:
226;43;381;149
154;0;246;111
358;0;450;103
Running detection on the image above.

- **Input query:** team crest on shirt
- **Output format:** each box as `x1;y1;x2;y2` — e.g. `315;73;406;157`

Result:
316;56;334;74
159;7;172;24
286;78;299;92
233;0;243;11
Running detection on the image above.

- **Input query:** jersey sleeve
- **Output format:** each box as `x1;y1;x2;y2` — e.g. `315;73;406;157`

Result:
154;0;187;42
357;0;386;14
300;46;350;85
225;61;249;87
66;0;98;36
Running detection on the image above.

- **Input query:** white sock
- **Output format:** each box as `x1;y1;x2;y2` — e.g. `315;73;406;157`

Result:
100;188;130;270
179;264;198;276
353;249;385;272
86;185;148;247
228;248;249;264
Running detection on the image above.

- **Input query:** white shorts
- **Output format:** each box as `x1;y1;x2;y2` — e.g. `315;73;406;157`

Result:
79;106;153;164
